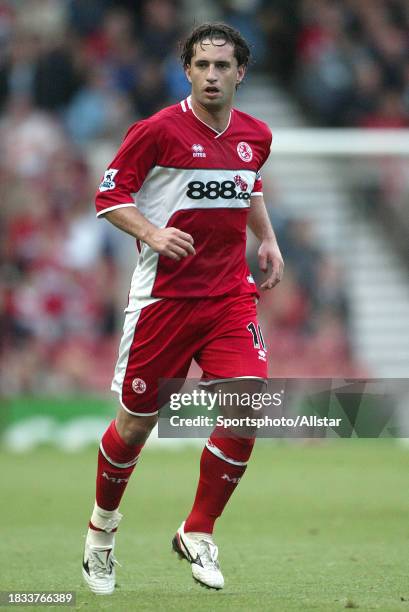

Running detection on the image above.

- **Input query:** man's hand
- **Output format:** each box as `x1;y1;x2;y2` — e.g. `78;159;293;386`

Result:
247;195;284;289
258;238;284;290
144;226;196;261
103;208;194;262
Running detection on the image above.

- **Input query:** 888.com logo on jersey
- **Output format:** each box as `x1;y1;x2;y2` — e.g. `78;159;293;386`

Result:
186;174;250;201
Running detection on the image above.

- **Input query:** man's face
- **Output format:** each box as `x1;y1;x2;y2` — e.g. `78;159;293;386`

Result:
185;39;245;110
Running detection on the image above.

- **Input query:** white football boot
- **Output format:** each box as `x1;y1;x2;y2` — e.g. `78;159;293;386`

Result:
172;521;224;589
82;543;119;595
82;509;122;595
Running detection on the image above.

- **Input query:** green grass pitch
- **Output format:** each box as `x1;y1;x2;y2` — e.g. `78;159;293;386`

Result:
1;440;409;611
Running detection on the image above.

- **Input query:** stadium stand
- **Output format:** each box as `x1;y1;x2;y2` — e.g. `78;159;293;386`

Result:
3;0;408;393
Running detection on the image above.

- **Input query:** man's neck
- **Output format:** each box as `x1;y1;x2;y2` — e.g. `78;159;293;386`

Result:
190;97;232;134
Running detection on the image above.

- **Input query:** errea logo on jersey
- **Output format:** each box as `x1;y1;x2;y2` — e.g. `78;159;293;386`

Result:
99;168;118;192
237;141;253;162
192;144;206;158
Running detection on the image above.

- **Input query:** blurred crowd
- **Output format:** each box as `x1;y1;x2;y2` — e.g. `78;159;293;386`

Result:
249;213;356;378
262;0;409;127
275;0;409;260
0;0;363;395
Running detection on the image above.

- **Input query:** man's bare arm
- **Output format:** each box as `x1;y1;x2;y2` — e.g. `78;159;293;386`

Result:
103;206;195;261
247;195;284;290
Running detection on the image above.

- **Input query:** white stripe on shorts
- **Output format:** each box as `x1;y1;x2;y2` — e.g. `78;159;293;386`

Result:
111;309;142;404
119;396;159;417
199;376;267;387
111;306;161;415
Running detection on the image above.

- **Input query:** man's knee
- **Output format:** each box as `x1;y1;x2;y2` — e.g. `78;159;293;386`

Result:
215;379;266;415
115;407;158;446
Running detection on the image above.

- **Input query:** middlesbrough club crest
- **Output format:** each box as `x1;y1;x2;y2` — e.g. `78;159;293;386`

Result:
132;378;147;394
237;141;253;162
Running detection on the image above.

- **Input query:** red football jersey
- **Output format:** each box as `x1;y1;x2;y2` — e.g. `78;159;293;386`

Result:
95;96;272;304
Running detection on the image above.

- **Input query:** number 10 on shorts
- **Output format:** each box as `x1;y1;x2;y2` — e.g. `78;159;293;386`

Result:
247;322;266;350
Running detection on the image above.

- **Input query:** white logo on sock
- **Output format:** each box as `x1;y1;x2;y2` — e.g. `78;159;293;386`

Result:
221;473;241;484
102;471;129;484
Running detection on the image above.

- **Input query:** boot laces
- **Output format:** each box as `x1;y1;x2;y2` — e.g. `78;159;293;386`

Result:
197;540;220;570
88;548;121;579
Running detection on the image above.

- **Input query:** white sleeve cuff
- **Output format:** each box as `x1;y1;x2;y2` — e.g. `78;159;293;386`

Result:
96;203;137;217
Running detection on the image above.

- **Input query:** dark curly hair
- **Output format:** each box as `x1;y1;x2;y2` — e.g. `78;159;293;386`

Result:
180;23;251;69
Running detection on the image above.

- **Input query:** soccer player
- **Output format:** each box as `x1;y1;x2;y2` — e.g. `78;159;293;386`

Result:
82;22;284;594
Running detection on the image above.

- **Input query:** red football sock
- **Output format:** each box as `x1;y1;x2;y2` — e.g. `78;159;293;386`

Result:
184;425;255;534
94;420;143;513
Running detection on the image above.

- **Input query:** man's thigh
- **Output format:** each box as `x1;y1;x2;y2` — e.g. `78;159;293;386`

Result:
112;299;199;416
196;294;268;384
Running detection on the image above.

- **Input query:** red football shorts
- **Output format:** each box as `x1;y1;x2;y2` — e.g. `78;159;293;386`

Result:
111;294;268;415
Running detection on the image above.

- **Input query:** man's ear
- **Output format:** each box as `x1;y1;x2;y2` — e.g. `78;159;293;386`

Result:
185;65;192;83
236;65;246;86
